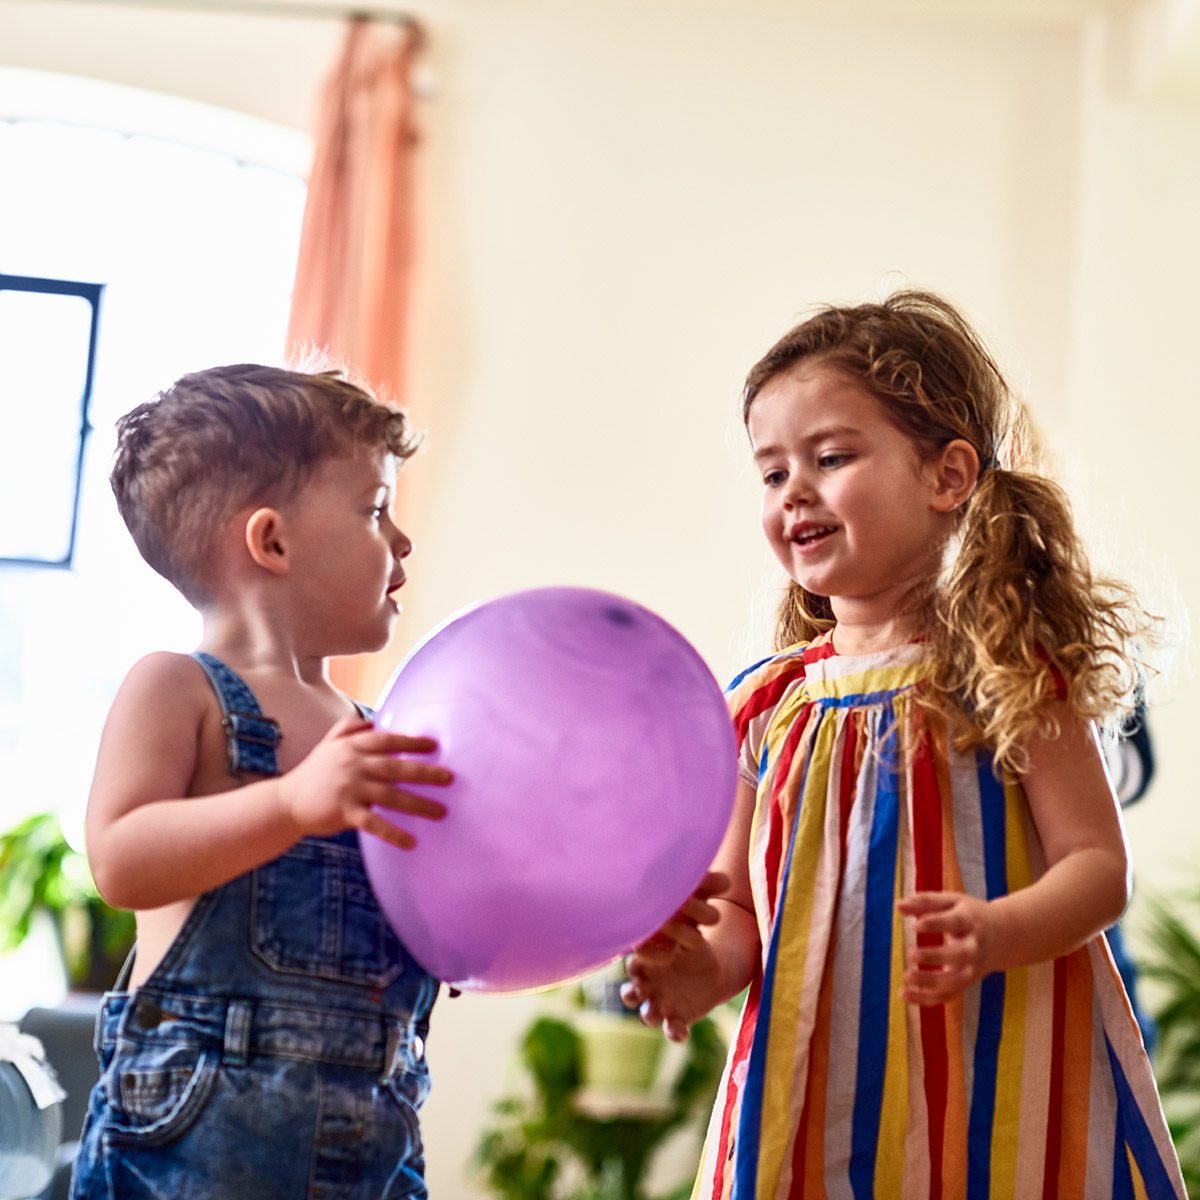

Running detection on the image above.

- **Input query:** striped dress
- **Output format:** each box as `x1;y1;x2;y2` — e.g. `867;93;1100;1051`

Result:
693;634;1183;1200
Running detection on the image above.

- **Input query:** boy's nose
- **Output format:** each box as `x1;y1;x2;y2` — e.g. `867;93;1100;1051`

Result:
394;528;413;559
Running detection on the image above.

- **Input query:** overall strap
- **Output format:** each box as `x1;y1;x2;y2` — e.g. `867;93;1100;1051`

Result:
191;652;283;777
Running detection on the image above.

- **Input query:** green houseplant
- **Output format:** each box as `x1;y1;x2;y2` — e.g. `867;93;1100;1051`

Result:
0;810;135;992
473;997;725;1200
1137;888;1200;1198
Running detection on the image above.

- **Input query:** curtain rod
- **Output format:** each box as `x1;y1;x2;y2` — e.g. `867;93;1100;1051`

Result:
36;0;418;27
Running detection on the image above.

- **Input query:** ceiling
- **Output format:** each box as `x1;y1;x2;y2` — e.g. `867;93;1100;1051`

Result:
12;0;1200;104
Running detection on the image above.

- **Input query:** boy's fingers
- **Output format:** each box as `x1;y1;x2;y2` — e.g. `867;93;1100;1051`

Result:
360;810;416;850
377;758;454;786
358;729;441;755
373;786;448;820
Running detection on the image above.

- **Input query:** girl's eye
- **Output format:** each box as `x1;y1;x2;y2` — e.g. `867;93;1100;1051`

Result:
763;469;786;488
818;452;852;470
370;505;387;521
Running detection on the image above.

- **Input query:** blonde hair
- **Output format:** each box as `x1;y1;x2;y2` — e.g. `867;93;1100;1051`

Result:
743;290;1154;773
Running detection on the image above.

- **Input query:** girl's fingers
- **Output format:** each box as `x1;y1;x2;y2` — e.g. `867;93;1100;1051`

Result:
628;933;676;964
902;977;954;1005
695;870;731;900
638;998;665;1027
897;892;958;916
676;895;721;927
659;921;705;951
905;982;965;1006
913;911;972;937
910;942;972;969
903;988;947;1007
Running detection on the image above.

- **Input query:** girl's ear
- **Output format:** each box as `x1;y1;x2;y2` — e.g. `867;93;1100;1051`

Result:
244;507;289;575
929;439;981;513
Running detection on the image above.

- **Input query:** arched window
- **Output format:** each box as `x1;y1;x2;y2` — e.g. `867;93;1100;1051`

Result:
0;69;308;1012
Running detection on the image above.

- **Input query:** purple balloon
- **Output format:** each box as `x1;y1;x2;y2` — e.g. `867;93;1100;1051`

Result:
359;586;737;994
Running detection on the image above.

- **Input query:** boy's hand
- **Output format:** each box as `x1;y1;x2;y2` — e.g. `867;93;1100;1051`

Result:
277;716;451;849
897;891;996;1006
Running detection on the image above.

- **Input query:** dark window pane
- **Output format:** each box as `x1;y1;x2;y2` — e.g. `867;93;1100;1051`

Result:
0;276;100;567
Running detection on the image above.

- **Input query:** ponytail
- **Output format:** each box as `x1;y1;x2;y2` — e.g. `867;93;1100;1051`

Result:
928;465;1147;772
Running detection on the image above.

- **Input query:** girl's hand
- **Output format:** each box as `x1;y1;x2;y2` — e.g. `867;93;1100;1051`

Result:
630;870;729;962
620;871;730;1041
621;937;726;1042
897;890;999;1006
277;716;452;849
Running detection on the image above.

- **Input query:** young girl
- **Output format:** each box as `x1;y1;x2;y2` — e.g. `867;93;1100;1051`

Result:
623;291;1183;1198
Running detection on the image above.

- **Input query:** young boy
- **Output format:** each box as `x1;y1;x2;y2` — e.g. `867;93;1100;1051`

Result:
71;364;453;1200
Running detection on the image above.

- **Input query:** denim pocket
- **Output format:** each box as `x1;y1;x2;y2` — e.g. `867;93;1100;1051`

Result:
251;838;405;987
387;1056;432;1113
107;1040;219;1146
378;1079;427;1199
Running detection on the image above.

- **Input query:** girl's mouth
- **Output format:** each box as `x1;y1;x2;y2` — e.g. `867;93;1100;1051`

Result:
790;523;837;548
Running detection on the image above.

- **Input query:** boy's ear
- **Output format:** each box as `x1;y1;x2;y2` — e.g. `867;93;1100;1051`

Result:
929;439;981;513
244;507;289;575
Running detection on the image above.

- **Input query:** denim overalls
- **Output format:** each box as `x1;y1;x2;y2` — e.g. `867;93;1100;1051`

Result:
70;653;439;1200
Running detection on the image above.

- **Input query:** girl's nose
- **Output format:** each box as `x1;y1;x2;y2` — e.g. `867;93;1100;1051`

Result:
392;525;413;559
782;472;814;509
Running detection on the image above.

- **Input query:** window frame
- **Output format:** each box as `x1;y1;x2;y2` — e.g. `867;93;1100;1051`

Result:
0;271;103;570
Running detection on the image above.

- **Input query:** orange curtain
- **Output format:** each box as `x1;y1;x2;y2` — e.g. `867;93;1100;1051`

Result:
286;17;423;701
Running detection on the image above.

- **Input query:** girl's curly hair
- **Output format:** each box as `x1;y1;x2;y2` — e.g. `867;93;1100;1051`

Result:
743;289;1155;774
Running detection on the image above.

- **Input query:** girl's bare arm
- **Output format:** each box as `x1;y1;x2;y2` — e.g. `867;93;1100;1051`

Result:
900;703;1128;1005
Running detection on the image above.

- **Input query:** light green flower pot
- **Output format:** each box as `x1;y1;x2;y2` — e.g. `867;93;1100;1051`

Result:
576;1010;667;1093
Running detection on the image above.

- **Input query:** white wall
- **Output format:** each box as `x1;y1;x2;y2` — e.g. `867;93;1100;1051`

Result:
1072;88;1200;904
2;1;1196;1194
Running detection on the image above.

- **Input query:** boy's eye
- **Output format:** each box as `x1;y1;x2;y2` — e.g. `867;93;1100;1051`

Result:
818;452;852;469
763;469;786;488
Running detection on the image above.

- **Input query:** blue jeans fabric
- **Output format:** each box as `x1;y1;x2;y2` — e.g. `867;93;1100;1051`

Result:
70;656;438;1199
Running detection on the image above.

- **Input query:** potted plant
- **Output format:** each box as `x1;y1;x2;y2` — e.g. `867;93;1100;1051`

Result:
572;965;670;1095
0;810;135;993
1135;888;1200;1197
472;982;725;1200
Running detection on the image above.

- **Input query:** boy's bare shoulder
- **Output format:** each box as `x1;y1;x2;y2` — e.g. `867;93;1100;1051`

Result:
115;651;211;713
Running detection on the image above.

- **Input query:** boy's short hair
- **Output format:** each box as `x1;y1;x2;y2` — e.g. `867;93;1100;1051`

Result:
111;363;418;607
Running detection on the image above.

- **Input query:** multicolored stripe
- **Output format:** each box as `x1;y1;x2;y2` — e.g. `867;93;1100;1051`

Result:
695;636;1183;1200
